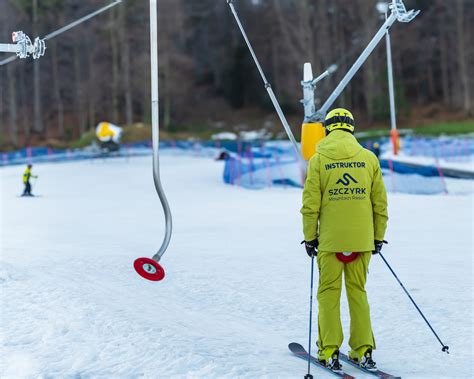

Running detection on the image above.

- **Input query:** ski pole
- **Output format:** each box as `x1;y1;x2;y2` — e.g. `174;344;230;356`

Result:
379;252;449;354
305;255;315;379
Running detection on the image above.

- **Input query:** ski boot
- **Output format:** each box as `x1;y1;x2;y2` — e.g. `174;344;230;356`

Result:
318;347;343;373
349;346;377;371
360;348;377;371
327;350;343;372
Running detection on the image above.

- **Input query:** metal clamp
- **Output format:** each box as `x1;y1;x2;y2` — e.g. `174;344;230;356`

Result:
1;1;122;66
12;31;31;58
391;0;420;23
303;0;419;122
32;37;46;59
9;31;46;60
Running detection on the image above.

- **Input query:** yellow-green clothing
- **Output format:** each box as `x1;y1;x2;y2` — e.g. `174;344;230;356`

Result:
23;167;32;184
317;251;374;358
300;130;388;358
301;130;388;252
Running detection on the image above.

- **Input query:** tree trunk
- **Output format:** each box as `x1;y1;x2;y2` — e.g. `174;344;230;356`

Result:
439;23;451;107
0;72;3;142
162;16;172;130
74;44;85;137
20;64;30;145
110;8;120;123
119;4;133;126
32;0;43;136
88;47;96;131
456;1;471;114
51;41;65;139
361;2;377;123
7;64;18;147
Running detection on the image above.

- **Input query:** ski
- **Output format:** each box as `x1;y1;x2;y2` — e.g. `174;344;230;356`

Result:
288;343;356;379
339;353;401;379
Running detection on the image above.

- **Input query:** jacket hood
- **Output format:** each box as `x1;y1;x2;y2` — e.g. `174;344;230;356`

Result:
316;130;362;160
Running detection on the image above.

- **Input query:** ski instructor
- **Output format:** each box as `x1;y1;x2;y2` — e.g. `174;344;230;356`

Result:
300;108;388;371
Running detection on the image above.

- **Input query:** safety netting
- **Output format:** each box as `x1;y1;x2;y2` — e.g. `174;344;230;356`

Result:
222;138;473;195
2;137;472;195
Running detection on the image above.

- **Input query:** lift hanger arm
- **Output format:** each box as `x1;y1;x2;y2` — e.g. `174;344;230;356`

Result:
149;0;172;262
227;0;305;164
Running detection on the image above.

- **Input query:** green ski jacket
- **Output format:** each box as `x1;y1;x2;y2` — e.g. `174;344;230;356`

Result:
301;130;388;252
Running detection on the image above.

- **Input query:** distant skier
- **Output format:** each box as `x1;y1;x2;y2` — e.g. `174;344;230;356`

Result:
22;164;38;196
301;108;388;372
215;150;230;161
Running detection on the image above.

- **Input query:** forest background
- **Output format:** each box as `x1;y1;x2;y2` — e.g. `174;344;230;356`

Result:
0;0;472;149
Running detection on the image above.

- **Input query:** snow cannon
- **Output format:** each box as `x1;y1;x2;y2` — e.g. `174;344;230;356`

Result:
96;121;123;152
300;63;328;160
134;257;165;281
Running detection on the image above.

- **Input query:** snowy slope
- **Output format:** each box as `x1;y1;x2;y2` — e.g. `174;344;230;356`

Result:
1;154;473;379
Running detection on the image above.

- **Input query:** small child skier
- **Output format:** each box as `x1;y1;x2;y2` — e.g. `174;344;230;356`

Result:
22;164;38;197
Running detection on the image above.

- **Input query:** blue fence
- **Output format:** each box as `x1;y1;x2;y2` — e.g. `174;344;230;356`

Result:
0;139;276;167
398;136;474;161
222;137;473;195
2;136;472;195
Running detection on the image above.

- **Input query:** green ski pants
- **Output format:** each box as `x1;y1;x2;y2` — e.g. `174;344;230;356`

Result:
317;251;375;352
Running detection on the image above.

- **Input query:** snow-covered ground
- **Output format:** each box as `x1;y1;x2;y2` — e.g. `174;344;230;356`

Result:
1;154;473;378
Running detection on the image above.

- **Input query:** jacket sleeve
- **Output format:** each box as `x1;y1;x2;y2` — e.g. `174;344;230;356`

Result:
300;155;322;241
371;161;388;241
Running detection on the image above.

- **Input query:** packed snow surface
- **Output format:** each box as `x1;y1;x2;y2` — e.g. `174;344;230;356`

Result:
1;154;473;378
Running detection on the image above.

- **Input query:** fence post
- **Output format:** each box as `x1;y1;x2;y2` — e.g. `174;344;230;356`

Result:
246;145;254;186
260;139;272;188
434;157;448;195
388;158;397;193
275;149;287;189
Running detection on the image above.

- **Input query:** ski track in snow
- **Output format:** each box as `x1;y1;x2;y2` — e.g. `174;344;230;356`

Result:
1;154;473;379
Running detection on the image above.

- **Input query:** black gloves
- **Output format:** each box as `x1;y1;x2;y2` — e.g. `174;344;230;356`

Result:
373;240;388;255
301;239;319;257
301;239;386;256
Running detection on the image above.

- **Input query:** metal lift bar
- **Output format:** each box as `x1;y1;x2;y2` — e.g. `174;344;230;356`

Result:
317;12;397;119
0;0;122;66
301;64;338;122
150;0;172;262
316;0;419;120
384;12;397;132
0;52;18;66
227;0;305;165
0;43;21;54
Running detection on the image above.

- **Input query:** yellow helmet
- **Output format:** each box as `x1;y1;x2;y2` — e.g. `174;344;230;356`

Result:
324;108;355;134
